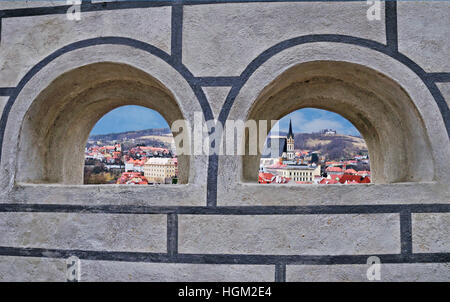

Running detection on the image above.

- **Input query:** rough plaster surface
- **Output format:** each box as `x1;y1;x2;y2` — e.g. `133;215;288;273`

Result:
179;214;400;255
0;2;448;282
397;1;450;72
5;184;205;206
0;213;167;252
216;182;450;207
0;7;171;86
183;2;386;76
0;1;61;9
0;256;275;282
0;256;66;282
412;213;450;254
202;86;232;119
286;263;450;282
80;261;274;282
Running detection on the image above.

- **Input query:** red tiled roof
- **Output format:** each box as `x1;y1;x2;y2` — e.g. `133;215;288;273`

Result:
116;172;148;185
319;178;339;184
357;170;371;175
338;174;363;184
330;174;340;180
344;168;357;174
326;166;343;172
258;172;275;183
360;176;371;183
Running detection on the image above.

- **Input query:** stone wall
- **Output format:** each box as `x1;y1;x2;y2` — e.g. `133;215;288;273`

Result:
0;1;449;281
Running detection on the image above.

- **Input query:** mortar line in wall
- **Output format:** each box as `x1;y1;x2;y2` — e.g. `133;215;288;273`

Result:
1;203;449;215
0;246;449;265
167;213;179;257
385;0;398;52
275;263;286;282
180;0;380;4
428;73;450;83
171;1;183;66
400;210;413;256
0;87;15;96
0;1;173;19
194;77;240;87
206;154;218;207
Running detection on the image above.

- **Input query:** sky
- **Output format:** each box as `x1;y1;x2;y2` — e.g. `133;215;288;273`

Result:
90;105;169;135
90;105;360;136
271;108;361;136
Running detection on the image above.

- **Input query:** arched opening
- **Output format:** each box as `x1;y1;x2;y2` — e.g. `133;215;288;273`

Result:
16;62;189;185
259;108;371;185
243;61;435;184
84;105;178;185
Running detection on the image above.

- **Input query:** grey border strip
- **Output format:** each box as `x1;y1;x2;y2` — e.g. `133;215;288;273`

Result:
0;87;15;96
0;203;449;215
400;211;413;256
171;1;183;66
167;213;179;257
195;76;239;87
0;1;173;18
0;246;448;265
385;0;398;52
429;73;450;83
274;264;286;282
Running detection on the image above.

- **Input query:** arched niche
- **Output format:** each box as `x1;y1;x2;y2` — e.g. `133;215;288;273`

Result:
16;62;190;184
242;61;434;184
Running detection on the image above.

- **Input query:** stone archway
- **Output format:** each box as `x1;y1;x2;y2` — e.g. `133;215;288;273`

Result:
242;60;434;184
16;62;189;185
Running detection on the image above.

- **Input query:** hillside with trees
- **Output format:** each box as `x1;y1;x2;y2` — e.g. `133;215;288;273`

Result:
294;133;368;160
89;128;171;142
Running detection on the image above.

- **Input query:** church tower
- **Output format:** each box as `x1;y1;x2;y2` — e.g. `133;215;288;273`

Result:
287;119;295;160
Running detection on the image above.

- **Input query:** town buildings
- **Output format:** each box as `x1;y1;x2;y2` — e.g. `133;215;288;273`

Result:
278;164;321;183
124;158;146;173
259;120;370;185
143;157;178;184
116;172;149;185
85;140;177;185
265;162;321;183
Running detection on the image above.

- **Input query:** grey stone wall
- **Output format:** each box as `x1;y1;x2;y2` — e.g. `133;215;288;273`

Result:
0;1;448;281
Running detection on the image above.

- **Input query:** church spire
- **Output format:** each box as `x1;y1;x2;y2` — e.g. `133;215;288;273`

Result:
288;119;294;139
286;119;295;161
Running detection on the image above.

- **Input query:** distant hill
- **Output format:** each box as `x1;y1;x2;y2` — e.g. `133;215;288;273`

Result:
89;128;171;142
89;128;368;161
293;133;368;160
